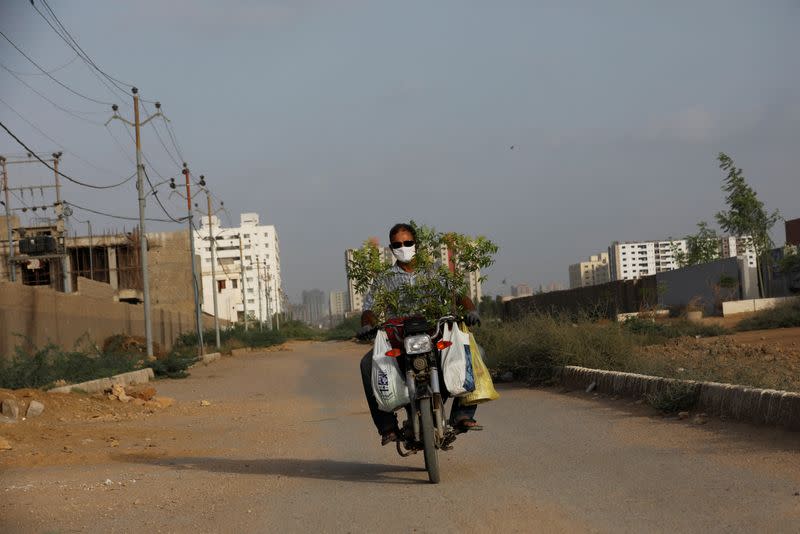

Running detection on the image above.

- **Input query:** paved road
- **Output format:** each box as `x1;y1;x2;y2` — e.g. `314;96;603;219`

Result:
3;340;800;533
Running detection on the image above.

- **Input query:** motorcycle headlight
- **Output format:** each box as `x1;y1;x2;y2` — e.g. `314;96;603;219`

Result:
404;334;432;355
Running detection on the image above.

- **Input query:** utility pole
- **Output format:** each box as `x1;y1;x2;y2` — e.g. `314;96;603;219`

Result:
263;259;272;330
206;189;220;350
256;255;264;331
1;156;13;282
87;220;93;280
182;164;204;356
239;234;248;331
53;153;71;293
105;88;164;358
274;278;281;331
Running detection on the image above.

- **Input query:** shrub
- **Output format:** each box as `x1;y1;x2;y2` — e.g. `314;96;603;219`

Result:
623;317;728;343
324;316;361;341
0;343;142;389
646;382;699;414
736;299;800;331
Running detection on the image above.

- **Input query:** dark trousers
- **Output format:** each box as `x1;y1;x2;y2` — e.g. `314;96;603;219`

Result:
360;350;477;435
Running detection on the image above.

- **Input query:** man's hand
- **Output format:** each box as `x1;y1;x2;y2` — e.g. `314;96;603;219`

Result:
356;324;375;340
464;310;481;327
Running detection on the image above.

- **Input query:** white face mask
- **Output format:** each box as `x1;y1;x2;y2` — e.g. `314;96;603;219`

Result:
392;245;416;263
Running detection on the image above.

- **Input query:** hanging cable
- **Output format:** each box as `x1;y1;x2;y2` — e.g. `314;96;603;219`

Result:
0;95;131;179
0;29;115;106
66;200;184;223
0;120;137;190
142;167;186;224
0;62;106;125
3;53;80;76
141;102;182;169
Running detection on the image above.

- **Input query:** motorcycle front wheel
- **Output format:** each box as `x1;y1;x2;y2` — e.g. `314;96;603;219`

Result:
419;397;440;484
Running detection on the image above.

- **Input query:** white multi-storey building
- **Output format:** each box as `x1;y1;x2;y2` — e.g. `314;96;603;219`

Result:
720;235;757;268
609;240;687;281
569;252;611;288
329;290;348;322
194;213;282;324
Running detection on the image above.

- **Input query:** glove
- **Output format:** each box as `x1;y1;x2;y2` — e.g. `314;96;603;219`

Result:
464;310;481;327
356;324;375;340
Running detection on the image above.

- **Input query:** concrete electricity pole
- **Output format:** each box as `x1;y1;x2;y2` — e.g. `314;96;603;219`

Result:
238;234;248;331
1;156;13;282
205;189;220;349
263;259;272;330
52;153;71;294
256;256;264;331
182;164;204;357
105;88;164;358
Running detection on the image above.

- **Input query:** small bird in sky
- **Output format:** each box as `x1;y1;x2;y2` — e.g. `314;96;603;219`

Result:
510;145;514;150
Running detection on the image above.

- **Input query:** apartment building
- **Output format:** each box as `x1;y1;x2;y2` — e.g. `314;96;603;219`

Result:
568;253;610;288
720;236;757;268
511;284;533;297
194;213;282;324
329;290;348;323
608;240;687;281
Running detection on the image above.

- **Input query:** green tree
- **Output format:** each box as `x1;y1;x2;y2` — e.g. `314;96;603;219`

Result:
673;221;721;267
346;222;498;322
714;153;780;296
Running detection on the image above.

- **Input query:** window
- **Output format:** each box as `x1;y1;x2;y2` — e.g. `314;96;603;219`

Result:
217;280;226;293
247;299;255;304
248;288;254;293
232;279;238;289
244;234;250;238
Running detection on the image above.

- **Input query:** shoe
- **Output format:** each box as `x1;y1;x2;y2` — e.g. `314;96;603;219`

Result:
380;428;399;446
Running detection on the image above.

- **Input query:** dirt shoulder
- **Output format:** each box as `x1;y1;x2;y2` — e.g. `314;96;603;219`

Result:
633;326;800;392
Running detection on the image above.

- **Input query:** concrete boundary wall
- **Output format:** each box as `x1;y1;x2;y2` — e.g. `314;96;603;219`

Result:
560;365;800;431
0;282;218;359
722;296;799;316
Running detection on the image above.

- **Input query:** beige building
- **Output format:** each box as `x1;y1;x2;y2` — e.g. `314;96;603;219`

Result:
569;252;611;288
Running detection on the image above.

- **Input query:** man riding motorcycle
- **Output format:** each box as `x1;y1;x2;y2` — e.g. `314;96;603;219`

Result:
358;222;481;445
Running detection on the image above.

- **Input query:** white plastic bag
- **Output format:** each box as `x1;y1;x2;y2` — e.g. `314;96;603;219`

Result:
441;323;476;396
371;330;410;412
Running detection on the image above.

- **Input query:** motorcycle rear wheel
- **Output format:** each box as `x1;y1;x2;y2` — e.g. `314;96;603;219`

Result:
419;397;440;484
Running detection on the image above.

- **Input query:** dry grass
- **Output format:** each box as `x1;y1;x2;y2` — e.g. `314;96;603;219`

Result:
476;314;800;392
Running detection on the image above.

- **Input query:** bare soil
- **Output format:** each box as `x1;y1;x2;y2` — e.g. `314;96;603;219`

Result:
635;326;800;391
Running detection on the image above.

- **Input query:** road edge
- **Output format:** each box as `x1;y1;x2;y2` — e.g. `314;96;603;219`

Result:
559;365;800;431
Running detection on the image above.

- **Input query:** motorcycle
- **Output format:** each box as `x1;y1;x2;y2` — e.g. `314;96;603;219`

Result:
362;314;475;484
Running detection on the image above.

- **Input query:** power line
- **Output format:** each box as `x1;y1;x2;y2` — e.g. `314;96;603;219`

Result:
0;120;137;190
0;29;115;106
0;62;106;125
141;102;182;169
29;0;131;105
0;94;130;179
103;124;137;166
2;53;80;76
142;167;185;224
40;0;134;91
66;200;183;223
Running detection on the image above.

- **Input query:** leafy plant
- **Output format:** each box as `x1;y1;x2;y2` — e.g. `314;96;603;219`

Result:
346;222;498;322
672;221;721;267
715;153;780;296
646;382;699;414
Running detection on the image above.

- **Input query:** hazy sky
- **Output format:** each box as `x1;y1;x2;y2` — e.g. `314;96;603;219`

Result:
1;1;798;300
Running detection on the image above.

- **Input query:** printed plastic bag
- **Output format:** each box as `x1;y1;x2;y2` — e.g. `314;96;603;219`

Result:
441;322;475;396
460;332;500;406
371;330;410;412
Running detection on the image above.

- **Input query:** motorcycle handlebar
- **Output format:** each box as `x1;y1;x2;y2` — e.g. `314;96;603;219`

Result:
355;315;467;341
